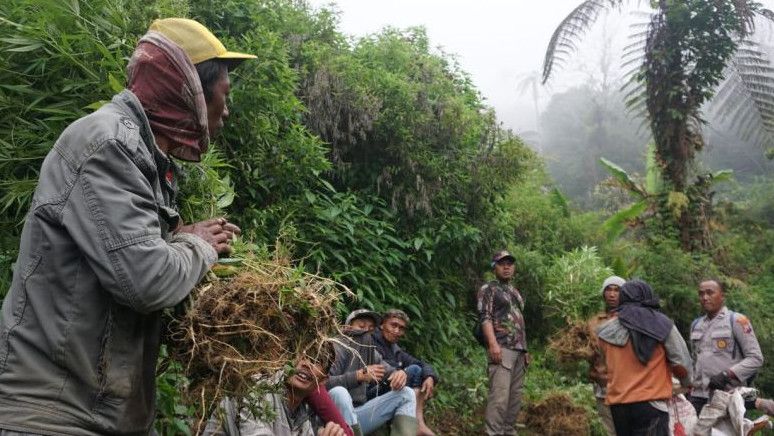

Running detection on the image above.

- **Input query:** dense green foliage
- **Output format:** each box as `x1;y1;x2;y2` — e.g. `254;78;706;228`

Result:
1;0;773;434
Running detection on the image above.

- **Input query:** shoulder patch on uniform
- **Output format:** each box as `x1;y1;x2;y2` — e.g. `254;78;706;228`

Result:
736;315;753;334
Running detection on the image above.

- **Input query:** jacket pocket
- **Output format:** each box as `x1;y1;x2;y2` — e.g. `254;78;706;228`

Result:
92;307;132;410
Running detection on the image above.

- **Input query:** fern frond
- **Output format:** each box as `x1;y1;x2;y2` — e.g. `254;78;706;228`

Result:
542;0;624;83
711;40;774;153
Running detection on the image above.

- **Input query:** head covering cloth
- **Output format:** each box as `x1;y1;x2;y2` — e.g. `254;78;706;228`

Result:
127;31;209;162
616;280;674;364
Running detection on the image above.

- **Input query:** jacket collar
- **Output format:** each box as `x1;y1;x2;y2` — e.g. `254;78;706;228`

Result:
112;90;173;166
373;328;401;353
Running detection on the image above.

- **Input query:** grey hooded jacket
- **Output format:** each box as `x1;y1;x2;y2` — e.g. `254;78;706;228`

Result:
0;90;216;435
326;329;395;406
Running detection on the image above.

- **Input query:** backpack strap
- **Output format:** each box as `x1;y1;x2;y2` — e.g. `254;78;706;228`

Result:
728;310;745;360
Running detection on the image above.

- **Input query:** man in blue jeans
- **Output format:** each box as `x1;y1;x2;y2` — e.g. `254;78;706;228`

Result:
327;309;417;436
371;309;439;436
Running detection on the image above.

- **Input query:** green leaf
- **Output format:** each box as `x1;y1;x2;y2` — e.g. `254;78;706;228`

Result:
602;200;648;242
216;190;235;209
332;251;348;267
320;180;336;193
108;73;123;93
599;157;647;199
711;169;733;182
322;206;341;220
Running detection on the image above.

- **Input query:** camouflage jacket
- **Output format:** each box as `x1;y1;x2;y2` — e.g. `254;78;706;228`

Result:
477;280;527;351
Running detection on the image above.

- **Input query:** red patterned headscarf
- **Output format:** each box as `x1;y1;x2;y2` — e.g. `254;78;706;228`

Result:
127;32;209;162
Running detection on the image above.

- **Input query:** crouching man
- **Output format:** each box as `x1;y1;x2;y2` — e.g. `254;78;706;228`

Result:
203;346;347;436
327;309;418;436
371;309;439;436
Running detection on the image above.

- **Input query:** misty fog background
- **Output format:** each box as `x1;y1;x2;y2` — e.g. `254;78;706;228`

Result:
309;0;773;209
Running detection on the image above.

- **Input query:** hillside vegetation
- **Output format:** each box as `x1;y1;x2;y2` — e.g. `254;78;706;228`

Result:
0;0;772;434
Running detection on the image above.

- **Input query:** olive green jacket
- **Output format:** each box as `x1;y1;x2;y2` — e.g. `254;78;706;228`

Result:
0;90;216;435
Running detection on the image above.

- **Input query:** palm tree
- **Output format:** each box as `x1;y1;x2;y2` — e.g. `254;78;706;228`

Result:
516;70;544;150
542;0;774;250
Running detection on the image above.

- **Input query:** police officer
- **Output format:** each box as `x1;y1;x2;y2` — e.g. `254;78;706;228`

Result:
689;279;764;414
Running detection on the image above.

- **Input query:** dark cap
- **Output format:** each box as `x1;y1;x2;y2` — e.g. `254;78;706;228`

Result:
492;250;515;266
344;309;380;326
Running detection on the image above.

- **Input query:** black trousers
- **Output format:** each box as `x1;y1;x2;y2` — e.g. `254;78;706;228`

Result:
610;401;670;436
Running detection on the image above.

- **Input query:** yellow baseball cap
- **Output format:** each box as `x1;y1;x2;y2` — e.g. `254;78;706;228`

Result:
148;18;256;65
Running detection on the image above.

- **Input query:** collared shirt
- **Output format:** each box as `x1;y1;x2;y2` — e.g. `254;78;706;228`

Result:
476;280;527;351
690;306;764;398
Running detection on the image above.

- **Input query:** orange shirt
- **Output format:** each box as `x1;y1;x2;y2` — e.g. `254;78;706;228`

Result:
602;338;673;405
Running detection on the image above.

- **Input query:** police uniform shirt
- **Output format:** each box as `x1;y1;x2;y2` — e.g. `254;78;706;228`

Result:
690;306;764;398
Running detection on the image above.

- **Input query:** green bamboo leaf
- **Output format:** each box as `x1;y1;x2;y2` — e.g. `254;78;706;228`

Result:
320;179;336;193
0;84;36;95
6;43;43;52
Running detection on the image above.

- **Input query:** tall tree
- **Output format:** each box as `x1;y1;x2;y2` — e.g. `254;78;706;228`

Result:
542;0;774;250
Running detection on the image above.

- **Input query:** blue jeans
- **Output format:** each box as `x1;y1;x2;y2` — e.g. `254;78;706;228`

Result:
329;386;416;434
367;365;423;399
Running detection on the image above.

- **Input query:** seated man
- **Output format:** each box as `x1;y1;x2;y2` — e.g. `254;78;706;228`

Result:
371;309;439;436
327;309;418;436
203;345;347;436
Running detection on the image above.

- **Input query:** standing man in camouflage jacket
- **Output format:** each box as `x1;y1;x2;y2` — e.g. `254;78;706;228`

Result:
477;250;529;436
0;18;253;435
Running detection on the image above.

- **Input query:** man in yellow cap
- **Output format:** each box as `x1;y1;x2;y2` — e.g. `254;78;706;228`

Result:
0;18;253;435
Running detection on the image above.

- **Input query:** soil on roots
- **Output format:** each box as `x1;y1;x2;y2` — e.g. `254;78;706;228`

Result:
547;320;596;363
523;393;590;436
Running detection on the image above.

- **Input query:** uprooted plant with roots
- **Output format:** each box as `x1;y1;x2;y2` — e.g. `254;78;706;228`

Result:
547;320;596;363
166;251;350;432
